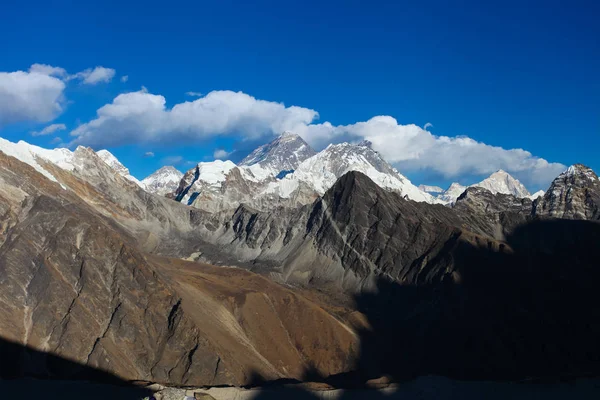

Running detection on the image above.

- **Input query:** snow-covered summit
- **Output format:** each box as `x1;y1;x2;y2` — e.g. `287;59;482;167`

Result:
473;170;531;198
436;182;468;205
266;141;437;203
141;166;183;196
96;149;144;187
238;131;316;176
562;164;598;181
432;171;530;205
0;137;78;183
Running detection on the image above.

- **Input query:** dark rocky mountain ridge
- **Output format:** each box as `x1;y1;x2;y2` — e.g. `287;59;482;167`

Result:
1;141;600;388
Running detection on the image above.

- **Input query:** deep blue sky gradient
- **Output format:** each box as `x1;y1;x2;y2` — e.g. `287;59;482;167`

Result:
1;0;598;188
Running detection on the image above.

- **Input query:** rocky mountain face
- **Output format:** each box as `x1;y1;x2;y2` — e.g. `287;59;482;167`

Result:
96;149;145;187
142;166;183;196
533;164;600;220
195;171;600;380
452;187;533;239
1;133;600;386
0;147;360;386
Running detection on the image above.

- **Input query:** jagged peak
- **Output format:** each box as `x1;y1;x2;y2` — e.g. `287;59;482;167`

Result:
563;163;596;178
279;130;299;139
325;170;383;198
358;139;373;148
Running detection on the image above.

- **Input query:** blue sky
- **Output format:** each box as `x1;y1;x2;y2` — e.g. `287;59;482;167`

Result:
0;0;598;191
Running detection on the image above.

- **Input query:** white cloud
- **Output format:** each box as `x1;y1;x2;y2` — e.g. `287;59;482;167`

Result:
121;75;129;83
70;89;566;188
70;66;116;85
29;64;67;78
424;122;433;130
213;149;231;159
70;89;318;147
186;91;203;97
50;137;63;145
162;155;183;165
297;116;565;188
31;123;67;136
144;151;155;158
0;68;66;126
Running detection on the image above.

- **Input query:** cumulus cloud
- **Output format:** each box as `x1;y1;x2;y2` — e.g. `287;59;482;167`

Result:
70;66;116;85
144;151;155;158
213;149;231;159
424;122;433;130
297;116;566;188
121;75;129;83
29;63;67;78
50;137;64;145
186;91;203;97
162;155;184;165
70;89;565;187
0;67;66;126
70;89;318;147
31;123;66;136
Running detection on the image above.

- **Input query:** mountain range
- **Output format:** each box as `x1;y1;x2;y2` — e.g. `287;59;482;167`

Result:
0;133;599;389
140;132;543;211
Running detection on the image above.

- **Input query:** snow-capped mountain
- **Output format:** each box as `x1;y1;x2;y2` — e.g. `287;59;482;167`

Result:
141;166;183;196
238;131;316;176
436;182;468;205
96;149;145;187
0;137;147;194
172;134;438;212
434;170;531;205
473;170;530;198
419;185;444;194
263;141;437;204
0;137;78;183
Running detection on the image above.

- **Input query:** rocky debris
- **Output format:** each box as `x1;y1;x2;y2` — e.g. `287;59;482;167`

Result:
533;164;600;220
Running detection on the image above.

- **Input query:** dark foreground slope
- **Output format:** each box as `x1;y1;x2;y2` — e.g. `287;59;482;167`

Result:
1;146;600;388
0;152;359;386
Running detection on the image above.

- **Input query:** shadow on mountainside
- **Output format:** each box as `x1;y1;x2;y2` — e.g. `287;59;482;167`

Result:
0;338;153;399
250;218;600;399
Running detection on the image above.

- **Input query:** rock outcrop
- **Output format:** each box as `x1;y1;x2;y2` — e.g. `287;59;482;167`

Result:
533;164;600;220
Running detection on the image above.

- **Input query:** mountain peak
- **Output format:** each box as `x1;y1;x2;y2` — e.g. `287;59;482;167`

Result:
474;170;530;198
563;164;598;180
142;165;184;196
280;130;298;138
238;132;316;174
97;149;130;175
534;164;599;219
